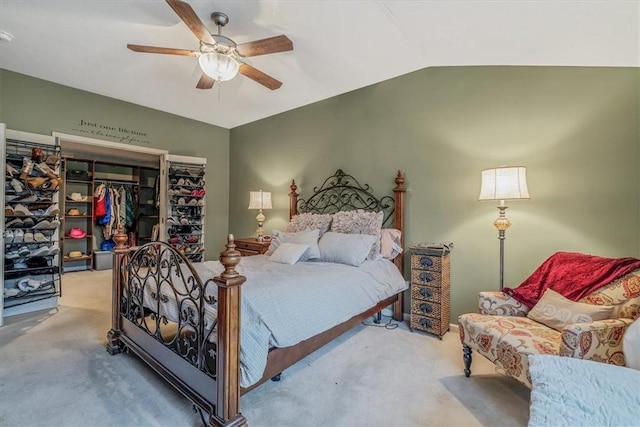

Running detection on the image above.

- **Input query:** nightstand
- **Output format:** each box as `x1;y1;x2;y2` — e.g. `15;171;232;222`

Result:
409;246;451;339
234;237;271;256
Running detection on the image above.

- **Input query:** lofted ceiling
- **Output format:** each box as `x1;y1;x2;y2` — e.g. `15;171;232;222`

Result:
0;1;638;129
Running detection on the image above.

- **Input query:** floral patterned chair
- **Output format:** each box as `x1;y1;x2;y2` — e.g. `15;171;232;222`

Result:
457;270;640;387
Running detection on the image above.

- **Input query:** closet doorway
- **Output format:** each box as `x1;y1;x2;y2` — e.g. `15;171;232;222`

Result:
52;132;168;272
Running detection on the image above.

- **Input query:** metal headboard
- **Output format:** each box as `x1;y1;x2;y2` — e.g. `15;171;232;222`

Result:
290;169;396;227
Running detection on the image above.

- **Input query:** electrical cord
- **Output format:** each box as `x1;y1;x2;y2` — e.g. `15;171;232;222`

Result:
362;314;399;330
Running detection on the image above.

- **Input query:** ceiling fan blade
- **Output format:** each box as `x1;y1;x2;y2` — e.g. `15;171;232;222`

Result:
166;0;215;45
239;64;282;90
236;35;293;57
127;44;198;57
196;73;215;90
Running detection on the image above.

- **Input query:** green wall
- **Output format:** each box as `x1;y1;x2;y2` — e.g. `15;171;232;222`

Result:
230;66;640;322
0;69;230;258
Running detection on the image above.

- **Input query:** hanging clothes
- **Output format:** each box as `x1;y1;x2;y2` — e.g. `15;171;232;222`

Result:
94;184;107;217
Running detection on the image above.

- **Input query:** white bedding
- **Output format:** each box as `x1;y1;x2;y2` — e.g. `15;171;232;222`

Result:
528;355;640;427
139;255;407;387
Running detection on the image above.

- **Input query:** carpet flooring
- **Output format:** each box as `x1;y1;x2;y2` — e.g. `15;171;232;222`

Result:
0;270;531;427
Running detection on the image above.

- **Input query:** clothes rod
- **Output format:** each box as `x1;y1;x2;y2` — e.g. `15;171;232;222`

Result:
95;179;139;186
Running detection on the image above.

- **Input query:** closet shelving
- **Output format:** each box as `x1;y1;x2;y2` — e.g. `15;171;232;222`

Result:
138;166;160;244
61;158;94;272
60;159;160;271
166;156;206;263
3;133;62;316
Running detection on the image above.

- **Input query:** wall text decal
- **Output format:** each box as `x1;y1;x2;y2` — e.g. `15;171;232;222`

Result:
71;119;151;145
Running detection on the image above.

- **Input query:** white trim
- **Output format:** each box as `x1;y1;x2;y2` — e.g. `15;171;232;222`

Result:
51;132;168;156
167;153;207;165
7;129;55;146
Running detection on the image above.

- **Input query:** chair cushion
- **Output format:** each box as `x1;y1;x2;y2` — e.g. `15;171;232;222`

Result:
458;313;562;387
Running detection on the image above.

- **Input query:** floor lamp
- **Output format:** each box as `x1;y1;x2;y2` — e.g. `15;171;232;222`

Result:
248;190;272;241
478;166;530;290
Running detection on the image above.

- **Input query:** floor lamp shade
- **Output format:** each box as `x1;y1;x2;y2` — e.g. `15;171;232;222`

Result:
478;166;530;290
478;167;530;201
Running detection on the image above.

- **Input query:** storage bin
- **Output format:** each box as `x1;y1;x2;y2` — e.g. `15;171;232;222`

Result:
94;250;113;271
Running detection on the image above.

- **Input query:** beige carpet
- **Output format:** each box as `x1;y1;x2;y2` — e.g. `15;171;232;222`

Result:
0;270;530;427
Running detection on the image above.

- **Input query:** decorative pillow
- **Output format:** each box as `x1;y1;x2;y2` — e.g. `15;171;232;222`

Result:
527;289;614;331
623;318;640;370
286;213;332;236
318;232;377;267
265;229;321;260
268;243;310;265
330;210;383;259
380;228;402;260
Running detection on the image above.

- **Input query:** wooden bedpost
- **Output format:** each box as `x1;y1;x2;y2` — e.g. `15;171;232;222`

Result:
289;179;299;220
106;227;130;355
393;170;406;322
213;235;248;427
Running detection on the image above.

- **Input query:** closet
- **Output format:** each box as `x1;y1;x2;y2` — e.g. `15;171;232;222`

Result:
60;158;160;272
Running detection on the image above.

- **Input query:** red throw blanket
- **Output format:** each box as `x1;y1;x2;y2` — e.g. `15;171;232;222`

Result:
504;252;640;307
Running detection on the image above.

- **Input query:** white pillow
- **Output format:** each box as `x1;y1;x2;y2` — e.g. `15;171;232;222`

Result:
265;228;321;260
380;228;403;260
318;232;377;267
268;243;310;265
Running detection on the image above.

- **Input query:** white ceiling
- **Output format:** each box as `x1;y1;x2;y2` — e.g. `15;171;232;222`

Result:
0;1;638;129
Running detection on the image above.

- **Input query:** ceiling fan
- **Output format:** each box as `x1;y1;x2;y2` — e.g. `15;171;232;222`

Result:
127;0;293;90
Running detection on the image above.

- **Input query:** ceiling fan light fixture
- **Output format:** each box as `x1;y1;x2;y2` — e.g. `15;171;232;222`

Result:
198;52;239;82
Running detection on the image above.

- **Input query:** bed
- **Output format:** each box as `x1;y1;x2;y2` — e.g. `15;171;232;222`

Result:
106;169;407;427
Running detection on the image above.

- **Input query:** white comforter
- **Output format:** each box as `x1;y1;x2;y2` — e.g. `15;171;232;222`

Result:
193;255;407;387
528;355;640;427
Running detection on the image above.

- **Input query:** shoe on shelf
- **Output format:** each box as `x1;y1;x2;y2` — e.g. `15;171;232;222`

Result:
5;205;14;215
14;193;37;203
49;219;60;228
10;178;25;193
23;232;34;243
5;251;20;260
13;204;34;216
13;229;24;243
188;198;198;206
22;218;35;228
18;246;31;257
5;229;14;243
33;220;51;229
48;247;60;256
45;155;60;167
4;287;20;298
33;232;48;243
30;246;50;257
35;162;59;180
18;278;42;292
6;218;23;228
197;199;205;206
19;157;34;180
6;163;19;178
41;204;60;217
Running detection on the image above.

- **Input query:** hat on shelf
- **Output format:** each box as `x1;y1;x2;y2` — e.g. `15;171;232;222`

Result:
68;192;88;202
68;251;84;258
100;239;116;251
66;208;82;216
68;227;87;239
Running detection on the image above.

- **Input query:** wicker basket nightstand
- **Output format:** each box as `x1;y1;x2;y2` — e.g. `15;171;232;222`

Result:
409;246;451;339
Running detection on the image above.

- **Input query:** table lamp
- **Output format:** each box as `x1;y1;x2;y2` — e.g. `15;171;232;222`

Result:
248;190;272;241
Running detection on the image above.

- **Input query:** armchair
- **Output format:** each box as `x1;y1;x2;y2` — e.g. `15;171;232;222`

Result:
458;270;640;387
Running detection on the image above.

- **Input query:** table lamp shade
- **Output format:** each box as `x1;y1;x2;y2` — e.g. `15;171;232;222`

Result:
248;191;272;210
479;166;530;201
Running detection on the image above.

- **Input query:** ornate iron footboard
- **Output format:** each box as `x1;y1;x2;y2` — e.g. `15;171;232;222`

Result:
107;233;247;427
